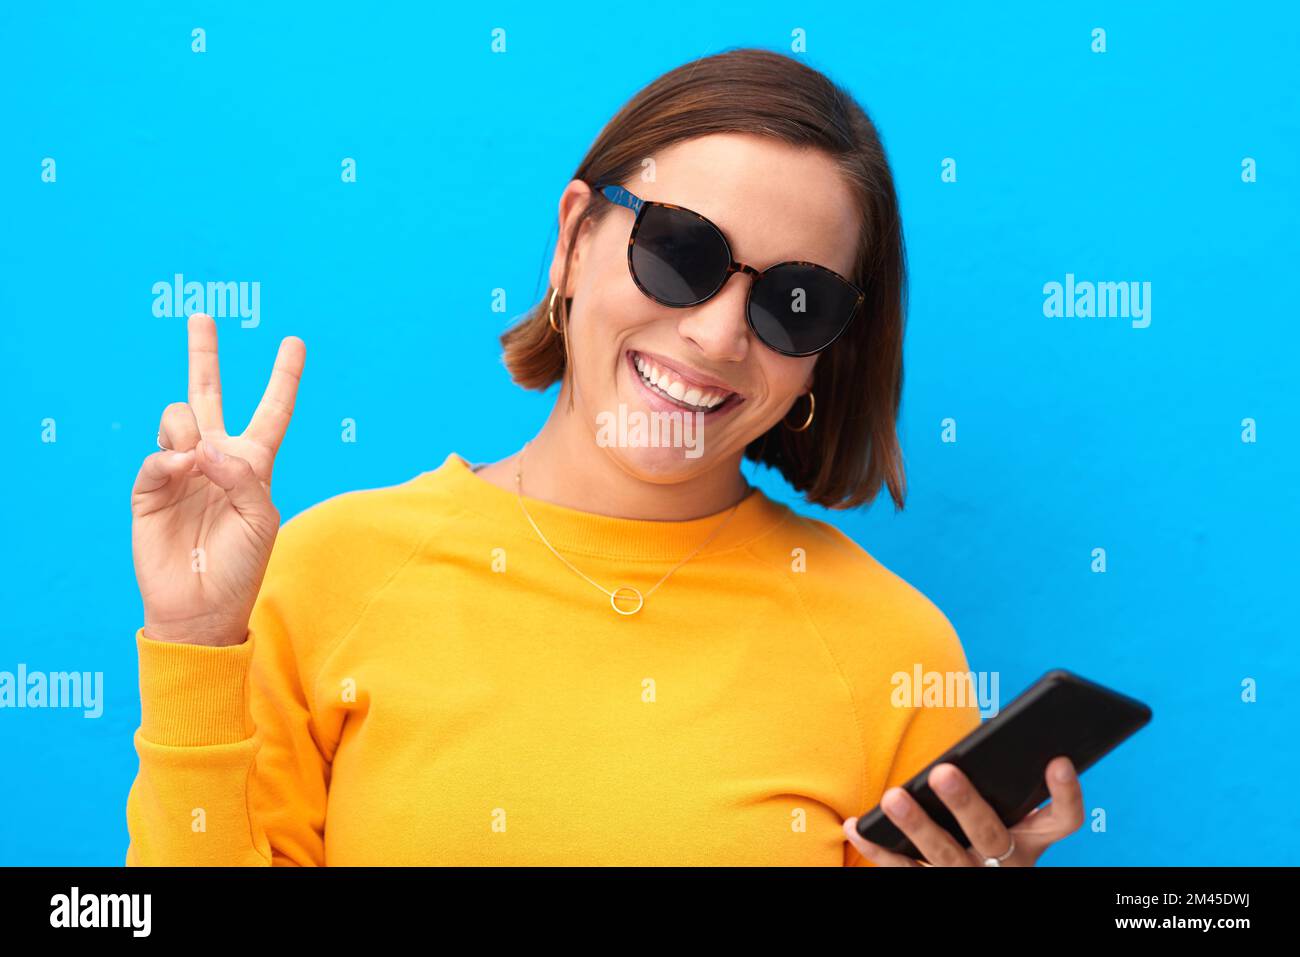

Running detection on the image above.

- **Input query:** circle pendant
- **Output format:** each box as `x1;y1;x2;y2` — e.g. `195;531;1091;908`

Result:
610;586;644;616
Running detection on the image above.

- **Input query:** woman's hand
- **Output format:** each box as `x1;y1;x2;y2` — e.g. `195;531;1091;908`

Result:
842;755;1084;866
130;313;305;647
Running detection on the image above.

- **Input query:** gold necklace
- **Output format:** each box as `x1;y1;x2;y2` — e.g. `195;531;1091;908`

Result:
513;442;749;616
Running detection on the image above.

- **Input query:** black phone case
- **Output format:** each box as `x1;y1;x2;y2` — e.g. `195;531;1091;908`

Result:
855;668;1152;860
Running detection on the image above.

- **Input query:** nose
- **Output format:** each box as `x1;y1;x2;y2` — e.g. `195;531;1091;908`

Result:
675;271;753;363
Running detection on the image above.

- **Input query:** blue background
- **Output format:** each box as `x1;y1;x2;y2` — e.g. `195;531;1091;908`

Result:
1;1;1296;865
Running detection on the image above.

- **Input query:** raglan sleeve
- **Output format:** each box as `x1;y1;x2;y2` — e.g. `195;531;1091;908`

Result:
124;514;331;866
845;606;983;867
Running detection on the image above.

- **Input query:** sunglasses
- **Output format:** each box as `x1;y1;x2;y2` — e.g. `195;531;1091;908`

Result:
589;183;865;357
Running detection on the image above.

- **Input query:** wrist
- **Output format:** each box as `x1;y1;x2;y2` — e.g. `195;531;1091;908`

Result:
142;619;249;648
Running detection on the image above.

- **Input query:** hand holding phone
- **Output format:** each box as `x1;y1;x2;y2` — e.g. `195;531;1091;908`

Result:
849;669;1152;865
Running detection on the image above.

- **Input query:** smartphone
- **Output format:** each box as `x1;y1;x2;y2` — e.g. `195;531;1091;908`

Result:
855;669;1152;859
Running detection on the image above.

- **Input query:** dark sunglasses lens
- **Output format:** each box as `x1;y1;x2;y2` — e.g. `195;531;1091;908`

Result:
748;263;860;355
630;204;731;306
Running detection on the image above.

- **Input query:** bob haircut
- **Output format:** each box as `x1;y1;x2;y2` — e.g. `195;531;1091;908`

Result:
499;47;909;511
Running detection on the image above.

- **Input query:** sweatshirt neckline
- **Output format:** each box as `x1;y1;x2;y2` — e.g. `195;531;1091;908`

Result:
425;452;791;562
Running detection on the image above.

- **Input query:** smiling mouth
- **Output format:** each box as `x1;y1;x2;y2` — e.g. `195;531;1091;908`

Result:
626;350;743;415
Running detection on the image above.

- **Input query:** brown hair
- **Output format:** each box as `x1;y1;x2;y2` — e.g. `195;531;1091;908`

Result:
499;47;908;511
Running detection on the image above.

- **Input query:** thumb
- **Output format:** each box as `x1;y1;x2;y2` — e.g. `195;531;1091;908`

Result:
195;440;279;534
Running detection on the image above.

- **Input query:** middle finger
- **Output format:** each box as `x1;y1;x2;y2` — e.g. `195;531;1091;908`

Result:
928;762;1016;864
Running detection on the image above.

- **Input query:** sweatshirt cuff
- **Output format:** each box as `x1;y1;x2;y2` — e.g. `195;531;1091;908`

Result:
135;626;256;747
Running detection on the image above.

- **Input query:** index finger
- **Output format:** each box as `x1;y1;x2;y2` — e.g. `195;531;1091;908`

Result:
187;313;226;436
244;335;306;453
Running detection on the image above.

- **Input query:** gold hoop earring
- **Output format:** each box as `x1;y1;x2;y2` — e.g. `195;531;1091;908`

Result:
547;288;562;334
784;391;814;432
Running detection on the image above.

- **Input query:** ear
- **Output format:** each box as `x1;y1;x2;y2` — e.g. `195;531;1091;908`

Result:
547;179;598;295
802;355;819;393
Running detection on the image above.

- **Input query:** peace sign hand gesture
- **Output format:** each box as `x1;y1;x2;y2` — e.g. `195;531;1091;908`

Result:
130;313;306;647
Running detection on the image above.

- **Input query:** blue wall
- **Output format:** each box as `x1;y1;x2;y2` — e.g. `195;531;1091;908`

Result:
1;1;1296;865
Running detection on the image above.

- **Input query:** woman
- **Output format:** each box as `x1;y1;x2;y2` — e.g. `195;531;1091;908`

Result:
125;48;1082;866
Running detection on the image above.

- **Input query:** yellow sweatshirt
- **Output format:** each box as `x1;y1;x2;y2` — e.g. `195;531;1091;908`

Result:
125;452;980;866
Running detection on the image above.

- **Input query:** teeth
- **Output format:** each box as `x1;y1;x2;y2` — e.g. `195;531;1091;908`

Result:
633;353;730;410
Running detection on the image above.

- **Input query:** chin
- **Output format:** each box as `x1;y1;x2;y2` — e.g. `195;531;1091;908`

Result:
600;441;711;484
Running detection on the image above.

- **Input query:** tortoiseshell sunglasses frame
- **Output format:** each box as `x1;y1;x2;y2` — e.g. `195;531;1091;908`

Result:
590;182;865;357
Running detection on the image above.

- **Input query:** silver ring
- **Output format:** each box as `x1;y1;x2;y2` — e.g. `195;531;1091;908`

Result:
982;835;1016;866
